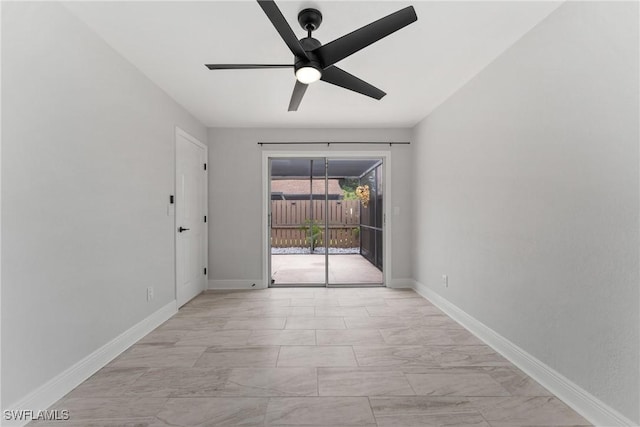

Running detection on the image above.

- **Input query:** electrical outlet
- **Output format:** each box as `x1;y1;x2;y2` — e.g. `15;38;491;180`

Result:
146;287;154;302
442;275;448;288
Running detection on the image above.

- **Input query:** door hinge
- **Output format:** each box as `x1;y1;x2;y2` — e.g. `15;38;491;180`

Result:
204;268;207;275
204;215;207;223
204;163;207;170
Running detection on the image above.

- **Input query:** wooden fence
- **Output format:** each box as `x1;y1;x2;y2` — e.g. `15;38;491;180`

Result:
271;200;361;248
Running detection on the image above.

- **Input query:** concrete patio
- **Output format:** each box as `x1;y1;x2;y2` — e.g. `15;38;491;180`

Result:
271;254;383;285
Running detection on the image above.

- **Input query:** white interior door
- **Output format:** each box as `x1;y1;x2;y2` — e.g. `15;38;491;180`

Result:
176;129;207;307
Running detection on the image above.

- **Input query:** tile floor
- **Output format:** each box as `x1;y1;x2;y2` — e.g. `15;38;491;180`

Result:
32;288;591;426
271;255;383;284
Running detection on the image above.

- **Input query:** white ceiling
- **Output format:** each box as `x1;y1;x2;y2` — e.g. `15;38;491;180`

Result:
63;1;562;128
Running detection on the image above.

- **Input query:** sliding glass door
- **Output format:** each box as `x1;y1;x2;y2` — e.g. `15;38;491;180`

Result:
327;159;383;285
269;157;384;287
269;158;326;286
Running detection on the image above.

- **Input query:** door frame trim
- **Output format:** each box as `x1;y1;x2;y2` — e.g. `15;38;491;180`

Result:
261;150;392;288
175;127;208;306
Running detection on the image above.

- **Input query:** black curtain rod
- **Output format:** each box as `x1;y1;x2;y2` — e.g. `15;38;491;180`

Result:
257;141;410;146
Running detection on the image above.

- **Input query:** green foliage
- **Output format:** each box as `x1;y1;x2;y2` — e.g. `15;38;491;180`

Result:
340;178;360;200
299;219;323;250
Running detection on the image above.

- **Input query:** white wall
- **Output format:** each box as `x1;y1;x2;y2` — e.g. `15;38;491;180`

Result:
411;1;639;423
207;127;413;287
1;2;206;407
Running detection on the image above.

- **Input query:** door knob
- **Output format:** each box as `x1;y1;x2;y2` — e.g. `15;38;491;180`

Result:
178;226;190;232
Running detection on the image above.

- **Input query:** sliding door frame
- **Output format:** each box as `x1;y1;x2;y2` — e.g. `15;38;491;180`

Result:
262;150;392;287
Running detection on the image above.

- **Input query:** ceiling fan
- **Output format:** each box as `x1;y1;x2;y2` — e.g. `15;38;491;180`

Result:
205;0;418;111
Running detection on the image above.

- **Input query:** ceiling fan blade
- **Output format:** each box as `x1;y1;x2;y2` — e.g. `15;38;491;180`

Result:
205;64;293;70
320;66;386;100
288;80;308;111
257;0;310;60
313;6;417;68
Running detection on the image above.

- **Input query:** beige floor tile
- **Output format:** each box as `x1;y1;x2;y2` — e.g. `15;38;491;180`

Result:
248;329;316;345
265;397;375;425
173;306;228;318
238;298;291;308
175;329;251;346
356;345;510;368
343;316;409;329
223;368;318;396
353;346;440;367
316;329;385;345
156;397;268;426
223;317;286;329
207;290;271;299
339;297;388;307
155;316;225;331
314;306;370;317
242;307;293;317
391;367;553;397
185;306;264;318
369;396;477;416
469;397;591;426
369;396;498;427
314;288;364;298
406;372;511;396
124;367;231;397
277;346;357;367
291;306;317;316
183;295;244;308
29;418;171;427
285;316;346;329
266;425;376;427
380;327;457;345
375;412;490;427
366;288;420;298
50;397;167;421
110;345;207;368
486;367;553;396
195;346;280;367
67;367;148;397
426;345;512;367
318;368;414;396
384;297;433;307
366;305;443;317
290;298;341;307
138;328;189;345
445;328;486;345
408;315;465;329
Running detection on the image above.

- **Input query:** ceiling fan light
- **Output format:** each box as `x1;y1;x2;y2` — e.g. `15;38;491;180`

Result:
295;66;322;84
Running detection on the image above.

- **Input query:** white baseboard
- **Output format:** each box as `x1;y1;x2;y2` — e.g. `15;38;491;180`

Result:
2;301;177;427
208;279;266;290
412;281;637;427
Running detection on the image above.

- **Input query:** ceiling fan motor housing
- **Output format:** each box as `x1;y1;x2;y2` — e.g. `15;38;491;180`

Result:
294;37;323;76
